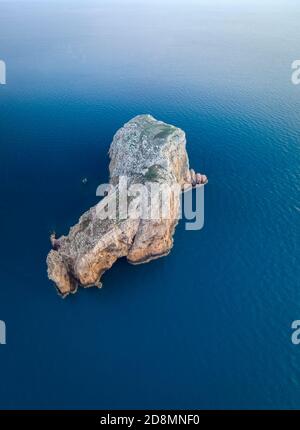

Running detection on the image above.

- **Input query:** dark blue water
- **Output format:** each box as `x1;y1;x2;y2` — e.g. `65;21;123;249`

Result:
0;0;299;409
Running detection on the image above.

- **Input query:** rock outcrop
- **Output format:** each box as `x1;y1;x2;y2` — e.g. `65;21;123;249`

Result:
47;115;207;296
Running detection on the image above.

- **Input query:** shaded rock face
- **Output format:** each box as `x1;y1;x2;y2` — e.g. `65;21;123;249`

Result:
47;115;204;297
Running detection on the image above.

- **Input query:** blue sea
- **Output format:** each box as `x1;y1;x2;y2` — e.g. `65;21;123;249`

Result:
0;0;299;409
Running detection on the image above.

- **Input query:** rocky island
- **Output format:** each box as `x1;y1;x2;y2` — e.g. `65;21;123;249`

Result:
47;115;207;296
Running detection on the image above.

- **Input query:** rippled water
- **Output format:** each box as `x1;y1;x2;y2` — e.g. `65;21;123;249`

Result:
0;0;299;409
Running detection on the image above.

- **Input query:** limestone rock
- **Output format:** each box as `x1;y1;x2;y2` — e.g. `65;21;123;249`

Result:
46;115;207;296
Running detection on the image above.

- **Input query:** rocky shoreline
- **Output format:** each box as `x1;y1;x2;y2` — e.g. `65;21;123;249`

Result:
46;115;207;297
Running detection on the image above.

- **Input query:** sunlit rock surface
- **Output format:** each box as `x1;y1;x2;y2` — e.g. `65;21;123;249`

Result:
47;115;207;296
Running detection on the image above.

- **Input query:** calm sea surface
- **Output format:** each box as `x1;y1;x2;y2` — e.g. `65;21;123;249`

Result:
0;0;299;408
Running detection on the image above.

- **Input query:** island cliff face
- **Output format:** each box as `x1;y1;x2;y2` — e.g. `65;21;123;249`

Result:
47;115;207;296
